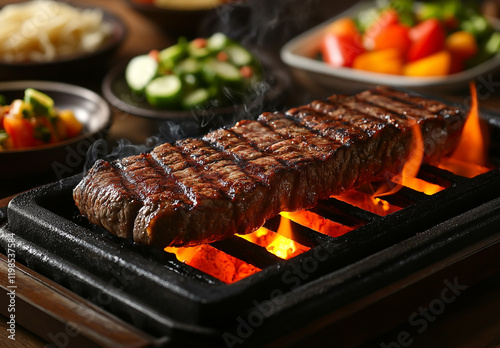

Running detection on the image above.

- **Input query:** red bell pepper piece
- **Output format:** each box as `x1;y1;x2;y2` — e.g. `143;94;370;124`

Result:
373;23;411;56
407;18;446;62
321;33;364;68
3;116;35;149
364;9;400;49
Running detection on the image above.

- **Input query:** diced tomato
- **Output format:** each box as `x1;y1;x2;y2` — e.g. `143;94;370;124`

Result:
321;33;364;68
403;50;451;76
407;18;446;62
148;49;160;62
191;38;207;48
372;23;411;56
239;66;253;79
364;9;400;49
217;51;229;62
3;115;35;148
353;48;404;75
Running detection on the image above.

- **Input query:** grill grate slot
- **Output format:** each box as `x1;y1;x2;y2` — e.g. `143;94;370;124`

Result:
263;215;333;248
210;236;283;269
419;164;464;186
310;198;378;227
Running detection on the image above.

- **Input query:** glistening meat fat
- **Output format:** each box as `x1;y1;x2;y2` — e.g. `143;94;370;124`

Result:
73;87;466;248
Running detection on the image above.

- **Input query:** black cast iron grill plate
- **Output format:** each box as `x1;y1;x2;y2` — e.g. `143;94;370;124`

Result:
2;109;500;347
2;167;500;346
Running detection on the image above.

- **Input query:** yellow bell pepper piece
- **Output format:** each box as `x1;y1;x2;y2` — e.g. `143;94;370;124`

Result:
352;49;403;75
446;31;478;60
403;50;451;77
58;109;83;138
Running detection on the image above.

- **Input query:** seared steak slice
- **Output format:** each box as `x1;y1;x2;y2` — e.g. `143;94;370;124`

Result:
73;87;466;247
73;159;141;239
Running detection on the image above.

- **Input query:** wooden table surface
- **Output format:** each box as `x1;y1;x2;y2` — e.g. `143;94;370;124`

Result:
1;1;500;347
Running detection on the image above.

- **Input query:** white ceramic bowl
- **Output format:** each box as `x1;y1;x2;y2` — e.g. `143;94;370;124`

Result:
280;1;500;93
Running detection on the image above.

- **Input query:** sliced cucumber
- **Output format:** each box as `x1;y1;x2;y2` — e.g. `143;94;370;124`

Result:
125;54;158;94
24;88;54;117
127;32;263;111
182;73;199;89
205;59;242;84
182;88;210;109
188;45;210;59
225;44;253;67
145;75;182;109
159;43;186;71
216;61;244;84
174;57;202;77
207;32;231;52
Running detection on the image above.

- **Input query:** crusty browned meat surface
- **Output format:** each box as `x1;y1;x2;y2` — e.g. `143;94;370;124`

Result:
73;87;466;247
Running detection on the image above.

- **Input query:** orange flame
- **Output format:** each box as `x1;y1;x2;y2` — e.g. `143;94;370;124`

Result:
394;122;426;191
335;190;401;216
372;121;425;197
403;178;445;195
281;210;352;238
438;81;491;178
238;216;310;260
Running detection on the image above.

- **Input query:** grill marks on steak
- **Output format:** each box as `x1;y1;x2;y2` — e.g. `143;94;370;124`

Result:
287;101;410;194
73;87;466;247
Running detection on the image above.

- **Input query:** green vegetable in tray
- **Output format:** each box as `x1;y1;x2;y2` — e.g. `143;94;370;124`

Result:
388;0;415;26
24;88;55;118
0;130;8;144
417;0;463;23
125;32;263;110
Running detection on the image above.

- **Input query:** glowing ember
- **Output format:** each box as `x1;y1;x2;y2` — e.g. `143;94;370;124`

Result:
439;81;492;178
165;244;260;284
238;216;310;259
280;211;352;238
400;176;444;195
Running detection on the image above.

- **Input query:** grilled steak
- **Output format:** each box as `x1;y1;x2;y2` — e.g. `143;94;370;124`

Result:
73;87;466;247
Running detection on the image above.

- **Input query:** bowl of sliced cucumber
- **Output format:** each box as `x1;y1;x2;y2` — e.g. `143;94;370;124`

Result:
102;32;289;130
